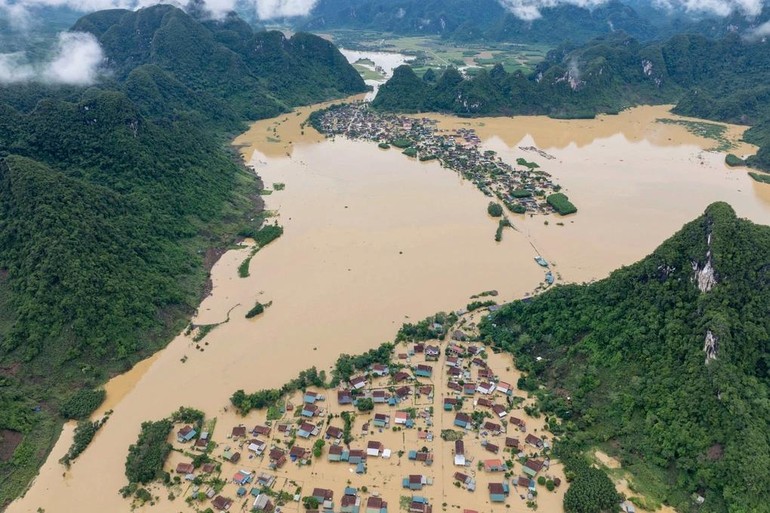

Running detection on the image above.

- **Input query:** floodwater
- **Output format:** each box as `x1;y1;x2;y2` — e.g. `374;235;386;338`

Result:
340;49;412;99
8;100;770;513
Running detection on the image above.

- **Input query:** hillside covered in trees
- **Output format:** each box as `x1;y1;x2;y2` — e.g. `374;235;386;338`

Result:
0;5;365;506
297;0;769;45
373;31;770;170
481;202;770;512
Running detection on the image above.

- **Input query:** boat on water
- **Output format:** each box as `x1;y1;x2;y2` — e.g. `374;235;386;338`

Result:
545;271;554;285
535;256;549;267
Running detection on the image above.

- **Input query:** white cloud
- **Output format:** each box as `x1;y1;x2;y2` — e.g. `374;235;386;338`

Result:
0;0;318;20
745;18;770;38
497;0;767;20
0;31;104;85
250;0;318;19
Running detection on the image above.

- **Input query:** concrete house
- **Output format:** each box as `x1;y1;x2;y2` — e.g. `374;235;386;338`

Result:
297;422;318;439
301;403;319;418
350;375;367;390
525;434;544;448
338;389;354;405
488;482;509;503
454;412;471;429
522;459;544;477
366;441;384;457
483;459;507;472
454;440;466;466
373;413;390;428
414;364;433;378
366;496;388;513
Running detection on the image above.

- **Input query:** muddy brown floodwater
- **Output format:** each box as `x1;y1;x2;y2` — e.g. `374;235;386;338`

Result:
8;100;770;513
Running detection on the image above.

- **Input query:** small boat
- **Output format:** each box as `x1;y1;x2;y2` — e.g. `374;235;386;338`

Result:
535;256;549;267
545;271;554;285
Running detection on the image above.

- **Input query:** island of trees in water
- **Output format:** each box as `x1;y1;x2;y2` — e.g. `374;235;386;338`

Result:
309;103;577;216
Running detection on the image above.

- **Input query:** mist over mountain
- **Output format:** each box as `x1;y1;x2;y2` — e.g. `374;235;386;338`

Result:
296;0;770;43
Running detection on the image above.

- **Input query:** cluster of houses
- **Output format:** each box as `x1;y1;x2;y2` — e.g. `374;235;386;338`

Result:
313;103;562;214
161;307;567;513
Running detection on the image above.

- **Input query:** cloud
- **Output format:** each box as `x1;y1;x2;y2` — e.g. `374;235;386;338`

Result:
251;0;318;18
0;0;318;20
0;31;104;85
497;0;766;20
745;19;770;38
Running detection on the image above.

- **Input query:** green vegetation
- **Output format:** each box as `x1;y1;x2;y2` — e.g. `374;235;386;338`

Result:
516;158;540;170
373;33;770;170
563;460;620;513
546;193;578;216
0;4;366;505
402;147;418;158
467;300;496;311
378;142;391;149
391;138;413;149
749;172;770;184
487;202;503;217
59;389;106;420
304;3;656;47
245;302;265;319
303;496;320;510
249;224;284;248
312;439;325;458
340;411;354;444
238;224;284;278
356;398;374;412
396;312;457;342
495;218;513;242
481;203;770;512
124;419;173;486
60;415;109;467
512;189;533;198
656;119;732;152
724;154;745;167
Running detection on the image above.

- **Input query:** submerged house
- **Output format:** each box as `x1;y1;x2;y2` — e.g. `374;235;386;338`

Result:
366;497;388;513
298;422;318;439
177;425;197;443
253;493;275;513
350;375;367;390
326;426;343;441
523;459;544;477
483;459;506;472
366;441;384;457
269;448;286;469
338;389;354;405
301;403;319;418
373;413;390;428
414;364;433;378
402;474;427;490
488;482;509;503
454;413;471;429
328;444;344;462
212;495;233;511
525;434;544;449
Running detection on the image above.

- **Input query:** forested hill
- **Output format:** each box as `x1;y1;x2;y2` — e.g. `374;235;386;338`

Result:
299;0;658;45
372;32;770;170
0;5;365;507
481;202;770;512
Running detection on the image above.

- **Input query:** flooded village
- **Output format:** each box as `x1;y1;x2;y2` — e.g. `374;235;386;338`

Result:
152;307;569;513
310;103;565;215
